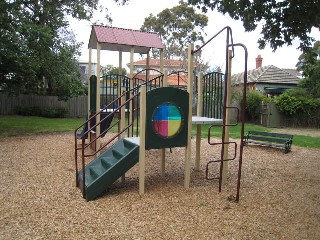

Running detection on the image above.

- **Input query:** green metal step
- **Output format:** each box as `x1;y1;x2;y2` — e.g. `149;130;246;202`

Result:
78;138;139;201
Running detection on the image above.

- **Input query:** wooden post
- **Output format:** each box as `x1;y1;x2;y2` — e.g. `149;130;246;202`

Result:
88;48;92;144
195;71;203;171
120;88;126;139
222;49;233;185
160;49;164;74
118;51;123;141
160;70;168;176
118;51;123;95
146;53;150;81
185;44;194;188
139;86;147;195
120;87;126;183
96;43;101;151
88;48;92;117
129;47;134;137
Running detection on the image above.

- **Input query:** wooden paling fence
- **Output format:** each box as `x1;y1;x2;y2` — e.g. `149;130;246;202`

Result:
0;94;88;118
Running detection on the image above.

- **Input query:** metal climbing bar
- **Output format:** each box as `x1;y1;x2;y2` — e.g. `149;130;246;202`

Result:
193;26;248;202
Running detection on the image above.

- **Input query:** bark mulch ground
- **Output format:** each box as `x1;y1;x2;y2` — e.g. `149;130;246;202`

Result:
0;132;319;239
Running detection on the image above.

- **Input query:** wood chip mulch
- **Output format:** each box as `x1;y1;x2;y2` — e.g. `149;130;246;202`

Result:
0;132;319;239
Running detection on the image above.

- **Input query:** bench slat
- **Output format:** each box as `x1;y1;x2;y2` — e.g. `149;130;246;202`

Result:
248;131;293;139
246;140;284;148
248;135;290;144
245;130;293;153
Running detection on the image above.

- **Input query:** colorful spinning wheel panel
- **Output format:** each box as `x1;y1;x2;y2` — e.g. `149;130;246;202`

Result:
152;103;182;138
145;87;189;150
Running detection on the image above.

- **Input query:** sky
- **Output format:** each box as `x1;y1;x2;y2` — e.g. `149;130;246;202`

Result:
69;0;319;74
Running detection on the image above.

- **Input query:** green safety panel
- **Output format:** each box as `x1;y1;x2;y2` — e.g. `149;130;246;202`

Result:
146;87;189;150
89;75;97;113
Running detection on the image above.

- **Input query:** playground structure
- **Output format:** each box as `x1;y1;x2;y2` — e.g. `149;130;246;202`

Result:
74;25;248;201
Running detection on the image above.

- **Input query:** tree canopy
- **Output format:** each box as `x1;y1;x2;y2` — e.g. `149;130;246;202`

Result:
140;1;208;60
101;65;128;76
188;0;320;51
296;41;320;98
0;0;106;100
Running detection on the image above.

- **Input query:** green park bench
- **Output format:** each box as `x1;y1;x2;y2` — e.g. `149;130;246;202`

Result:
244;130;293;153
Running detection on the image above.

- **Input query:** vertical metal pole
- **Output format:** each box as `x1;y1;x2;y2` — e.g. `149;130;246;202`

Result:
236;44;248;202
81;138;86;198
75;134;79;187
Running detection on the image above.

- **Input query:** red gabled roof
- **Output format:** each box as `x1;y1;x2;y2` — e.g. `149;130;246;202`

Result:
88;25;164;53
132;59;186;67
133;74;188;86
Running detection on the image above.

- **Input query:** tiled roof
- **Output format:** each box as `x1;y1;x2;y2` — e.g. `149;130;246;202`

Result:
131;59;186;67
88;25;164;53
132;74;187;86
282;68;302;78
232;65;301;85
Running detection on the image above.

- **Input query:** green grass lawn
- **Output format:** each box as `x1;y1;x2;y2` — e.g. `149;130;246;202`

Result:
0;115;319;148
192;123;320;149
0;115;84;136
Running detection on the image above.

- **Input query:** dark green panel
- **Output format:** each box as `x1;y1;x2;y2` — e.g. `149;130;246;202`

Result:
78;139;139;201
145;87;189;150
89;75;97;113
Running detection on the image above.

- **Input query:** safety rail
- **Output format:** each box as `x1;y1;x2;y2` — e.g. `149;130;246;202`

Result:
132;68;164;91
167;71;188;89
132;71;164;136
202;72;224;119
100;74;130;107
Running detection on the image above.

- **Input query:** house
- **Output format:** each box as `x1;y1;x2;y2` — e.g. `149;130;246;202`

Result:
232;55;302;96
79;62;97;84
128;58;188;87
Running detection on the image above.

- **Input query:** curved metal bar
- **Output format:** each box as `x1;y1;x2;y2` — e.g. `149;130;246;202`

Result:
167;70;188;87
192;26;235;58
132;68;163;79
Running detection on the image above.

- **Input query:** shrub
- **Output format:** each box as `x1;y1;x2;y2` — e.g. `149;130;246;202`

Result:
15;106;68;118
273;93;302;116
245;91;264;122
274;90;320;127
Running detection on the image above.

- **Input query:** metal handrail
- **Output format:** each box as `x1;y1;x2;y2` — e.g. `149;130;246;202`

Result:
192;26;235;58
74;74;164;198
167;70;188;88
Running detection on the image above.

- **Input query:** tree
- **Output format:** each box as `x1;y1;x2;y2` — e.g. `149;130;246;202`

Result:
188;0;320;51
296;41;320;98
140;1;208;60
101;65;127;76
0;0;112;100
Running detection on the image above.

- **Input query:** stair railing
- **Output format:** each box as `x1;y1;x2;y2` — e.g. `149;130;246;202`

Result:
74;74;164;198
